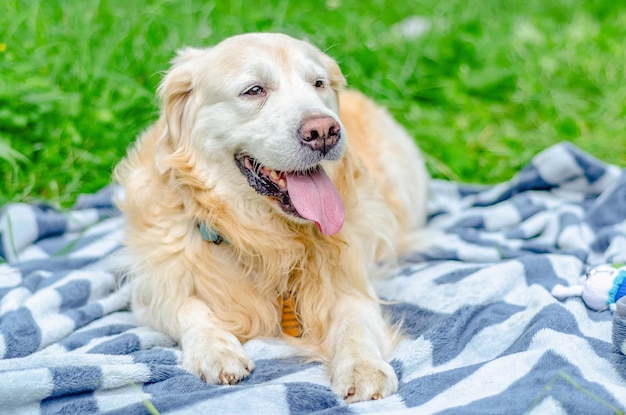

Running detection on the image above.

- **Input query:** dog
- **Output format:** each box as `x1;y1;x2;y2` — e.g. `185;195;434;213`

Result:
114;32;428;402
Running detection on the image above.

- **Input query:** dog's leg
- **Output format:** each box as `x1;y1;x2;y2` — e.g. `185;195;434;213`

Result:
177;297;256;384
327;295;398;402
133;280;255;385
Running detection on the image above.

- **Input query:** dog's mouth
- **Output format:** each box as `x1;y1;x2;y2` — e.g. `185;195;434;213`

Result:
235;155;345;235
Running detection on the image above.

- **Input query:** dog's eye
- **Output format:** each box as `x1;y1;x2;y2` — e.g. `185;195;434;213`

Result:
314;80;325;88
243;85;266;96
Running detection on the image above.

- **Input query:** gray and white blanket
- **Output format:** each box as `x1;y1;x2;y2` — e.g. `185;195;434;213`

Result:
1;142;626;414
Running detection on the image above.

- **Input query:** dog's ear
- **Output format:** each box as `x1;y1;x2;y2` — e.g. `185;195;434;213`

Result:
157;47;206;147
320;53;346;108
322;54;346;93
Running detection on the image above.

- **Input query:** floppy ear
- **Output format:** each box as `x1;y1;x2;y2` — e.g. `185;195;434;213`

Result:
320;53;347;103
157;47;206;147
326;57;347;92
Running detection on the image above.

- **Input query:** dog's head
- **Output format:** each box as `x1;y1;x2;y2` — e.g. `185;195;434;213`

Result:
158;33;348;236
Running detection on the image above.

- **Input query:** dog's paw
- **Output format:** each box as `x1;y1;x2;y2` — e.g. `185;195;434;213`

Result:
331;357;398;403
181;329;255;385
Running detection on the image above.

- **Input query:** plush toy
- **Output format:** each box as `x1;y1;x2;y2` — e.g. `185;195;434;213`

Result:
552;264;626;357
551;264;626;312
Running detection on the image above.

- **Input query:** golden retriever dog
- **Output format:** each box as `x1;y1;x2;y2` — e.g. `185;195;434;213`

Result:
114;32;428;402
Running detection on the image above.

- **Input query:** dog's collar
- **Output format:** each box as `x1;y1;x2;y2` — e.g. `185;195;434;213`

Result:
198;222;227;245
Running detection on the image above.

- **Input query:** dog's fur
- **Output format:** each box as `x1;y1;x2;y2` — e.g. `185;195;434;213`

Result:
114;33;428;402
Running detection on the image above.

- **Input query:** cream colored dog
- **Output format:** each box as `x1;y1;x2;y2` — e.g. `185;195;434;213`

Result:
115;32;428;402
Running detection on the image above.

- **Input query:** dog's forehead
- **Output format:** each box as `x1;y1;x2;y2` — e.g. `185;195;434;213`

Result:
212;34;327;76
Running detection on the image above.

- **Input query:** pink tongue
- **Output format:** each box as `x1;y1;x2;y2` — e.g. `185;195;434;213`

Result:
286;168;345;236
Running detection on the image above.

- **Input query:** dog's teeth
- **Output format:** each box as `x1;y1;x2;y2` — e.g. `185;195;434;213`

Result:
278;178;287;188
270;170;279;180
244;157;253;170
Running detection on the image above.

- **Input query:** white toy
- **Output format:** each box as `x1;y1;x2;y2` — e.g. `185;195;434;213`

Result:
552;264;626;311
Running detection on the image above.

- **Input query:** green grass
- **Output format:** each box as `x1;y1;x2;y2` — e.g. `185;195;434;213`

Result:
1;0;625;207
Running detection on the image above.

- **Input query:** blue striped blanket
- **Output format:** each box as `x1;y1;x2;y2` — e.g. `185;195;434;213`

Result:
1;142;626;414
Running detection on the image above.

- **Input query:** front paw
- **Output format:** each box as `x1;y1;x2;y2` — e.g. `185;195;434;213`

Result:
181;329;255;385
331;357;398;403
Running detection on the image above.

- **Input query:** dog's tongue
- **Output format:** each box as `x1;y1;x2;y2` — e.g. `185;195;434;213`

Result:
286;168;345;236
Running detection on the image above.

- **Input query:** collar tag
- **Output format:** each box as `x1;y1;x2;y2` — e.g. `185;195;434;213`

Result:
198;222;225;245
281;294;302;337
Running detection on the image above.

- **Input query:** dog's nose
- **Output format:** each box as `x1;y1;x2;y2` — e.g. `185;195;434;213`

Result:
299;116;341;155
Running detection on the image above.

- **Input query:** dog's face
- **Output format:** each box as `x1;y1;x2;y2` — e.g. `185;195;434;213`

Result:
159;33;348;235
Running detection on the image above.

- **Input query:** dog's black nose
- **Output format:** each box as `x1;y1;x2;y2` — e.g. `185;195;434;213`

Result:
299;116;341;155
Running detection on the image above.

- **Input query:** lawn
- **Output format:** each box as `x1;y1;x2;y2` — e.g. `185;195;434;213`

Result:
1;0;625;207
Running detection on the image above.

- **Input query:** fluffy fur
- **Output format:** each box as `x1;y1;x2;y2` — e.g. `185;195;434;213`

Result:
114;33;428;402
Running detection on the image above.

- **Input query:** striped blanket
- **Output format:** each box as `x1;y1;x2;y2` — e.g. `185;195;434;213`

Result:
1;142;626;414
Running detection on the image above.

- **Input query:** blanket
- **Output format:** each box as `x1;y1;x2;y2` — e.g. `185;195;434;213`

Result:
1;142;626;415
